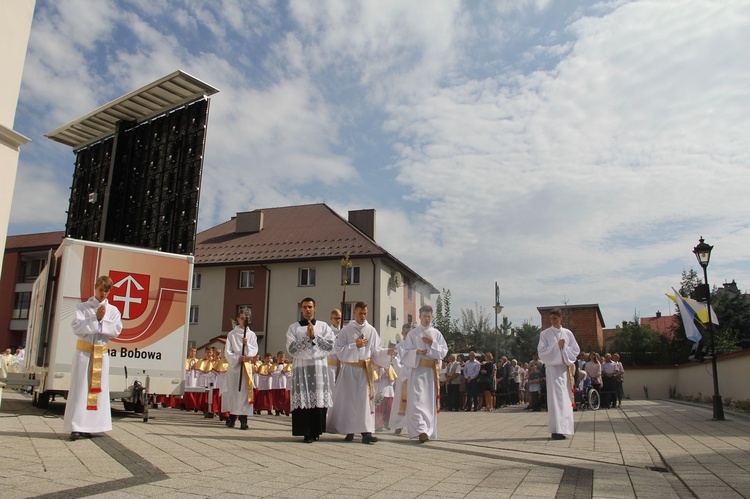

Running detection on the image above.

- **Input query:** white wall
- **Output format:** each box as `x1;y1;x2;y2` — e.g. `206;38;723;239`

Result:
187;266;227;348
188;256;431;360
0;0;35;278
617;350;750;404
265;258;377;356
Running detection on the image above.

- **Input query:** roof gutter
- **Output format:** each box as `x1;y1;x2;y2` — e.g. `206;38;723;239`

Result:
261;264;271;356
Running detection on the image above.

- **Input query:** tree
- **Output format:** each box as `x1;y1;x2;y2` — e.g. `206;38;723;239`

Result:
611;314;668;365
711;283;750;350
454;304;493;354
679;268;701;298
434;288;452;335
491;315;514;360
435;288;458;350
510;321;541;362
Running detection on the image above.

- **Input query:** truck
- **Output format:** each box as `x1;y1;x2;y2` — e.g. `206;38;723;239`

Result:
23;238;193;421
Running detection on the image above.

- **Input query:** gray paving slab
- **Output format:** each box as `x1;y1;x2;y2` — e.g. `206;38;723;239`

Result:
2;391;750;498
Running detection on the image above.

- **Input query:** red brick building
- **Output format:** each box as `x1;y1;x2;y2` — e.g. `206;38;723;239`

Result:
0;231;64;349
538;304;605;351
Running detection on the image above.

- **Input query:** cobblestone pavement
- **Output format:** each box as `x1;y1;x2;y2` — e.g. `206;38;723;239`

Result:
1;390;748;498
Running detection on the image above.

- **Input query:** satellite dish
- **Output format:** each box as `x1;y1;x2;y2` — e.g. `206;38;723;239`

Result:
392;271;403;288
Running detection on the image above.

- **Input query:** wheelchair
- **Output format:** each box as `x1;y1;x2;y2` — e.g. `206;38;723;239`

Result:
578;386;600;411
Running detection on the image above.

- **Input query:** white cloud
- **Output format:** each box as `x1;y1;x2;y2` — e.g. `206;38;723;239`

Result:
10;0;750;330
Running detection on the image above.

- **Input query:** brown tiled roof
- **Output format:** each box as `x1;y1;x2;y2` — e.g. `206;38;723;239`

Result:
195;203;438;293
5;231;65;251
195;204;384;264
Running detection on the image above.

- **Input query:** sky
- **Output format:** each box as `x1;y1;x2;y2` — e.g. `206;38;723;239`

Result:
10;0;750;329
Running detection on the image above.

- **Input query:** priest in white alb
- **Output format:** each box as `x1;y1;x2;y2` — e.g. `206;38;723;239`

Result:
398;305;448;443
63;276;122;441
286;297;336;443
223;311;258;430
327;301;393;444
537;308;580;440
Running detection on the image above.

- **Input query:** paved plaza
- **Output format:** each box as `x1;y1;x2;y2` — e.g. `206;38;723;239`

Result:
0;389;748;498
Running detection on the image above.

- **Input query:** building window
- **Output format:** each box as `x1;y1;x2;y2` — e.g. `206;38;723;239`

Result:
407;283;413;300
19;258;47;283
239;270;255;289
389;306;398;327
407;314;413;326
189;305;199;324
237;305;252;322
343;303;353;321
12;292;31;319
299;268;316;286
192;272;201;290
343;266;360;285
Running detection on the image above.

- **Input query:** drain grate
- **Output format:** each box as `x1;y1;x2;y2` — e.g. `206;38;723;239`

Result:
648;466;670;473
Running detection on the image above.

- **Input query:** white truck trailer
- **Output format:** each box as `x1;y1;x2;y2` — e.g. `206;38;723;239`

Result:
24;238;193;420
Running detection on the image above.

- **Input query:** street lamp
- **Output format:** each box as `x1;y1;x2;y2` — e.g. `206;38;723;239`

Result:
692;237;724;421
494;282;503;359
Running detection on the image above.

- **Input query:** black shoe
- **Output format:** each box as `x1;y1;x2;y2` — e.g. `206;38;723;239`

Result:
226;417;236;428
394;428;402;435
344;434;354;442
81;433;93;438
362;434;378;444
239;416;248;430
303;437;313;443
551;433;566;440
69;432;82;441
275;410;281;416
313;435;319;441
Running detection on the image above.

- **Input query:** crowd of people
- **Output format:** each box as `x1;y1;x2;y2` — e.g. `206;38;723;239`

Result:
437;349;626;413
0;347;25;379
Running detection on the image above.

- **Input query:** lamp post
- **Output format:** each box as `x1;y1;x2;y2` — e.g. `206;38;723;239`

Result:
494;282;503;359
692;237;724;421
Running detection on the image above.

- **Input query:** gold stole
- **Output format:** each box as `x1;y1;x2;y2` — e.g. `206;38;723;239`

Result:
385;365;397;382
419;358;440;413
344;359;380;413
76;339;107;411
568;364;576;408
213;358;229;374
398;380;408;415
241;361;256;403
195;359;214;373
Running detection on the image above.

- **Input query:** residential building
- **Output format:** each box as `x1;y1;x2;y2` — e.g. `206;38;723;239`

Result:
190;204;437;356
537;304;605;351
0;231;64;348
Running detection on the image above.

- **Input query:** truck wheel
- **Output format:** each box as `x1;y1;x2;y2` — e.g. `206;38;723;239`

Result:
34;391;51;409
